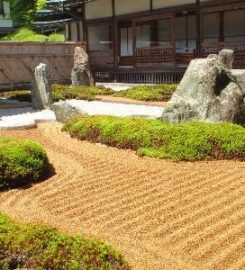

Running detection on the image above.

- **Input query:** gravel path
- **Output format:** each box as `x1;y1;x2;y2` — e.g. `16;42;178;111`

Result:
0;100;163;129
1;123;245;270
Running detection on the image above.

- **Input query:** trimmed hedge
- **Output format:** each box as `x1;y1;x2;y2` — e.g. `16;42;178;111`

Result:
114;84;177;101
0;137;49;189
0;213;130;270
63;116;245;161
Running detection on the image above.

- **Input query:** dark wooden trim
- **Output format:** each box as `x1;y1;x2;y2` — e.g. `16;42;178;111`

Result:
219;11;224;42
85;0;245;24
196;0;201;57
150;0;153;12
132;20;136;66
81;3;87;42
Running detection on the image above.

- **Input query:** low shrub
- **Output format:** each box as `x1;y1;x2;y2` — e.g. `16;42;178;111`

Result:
0;90;31;103
63;116;245;161
51;84;114;101
1;28;65;42
0;213;130;270
0;137;49;189
114;84;177;101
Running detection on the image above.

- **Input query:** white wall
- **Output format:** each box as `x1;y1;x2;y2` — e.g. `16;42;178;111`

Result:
115;0;150;15
153;0;211;10
86;0;112;19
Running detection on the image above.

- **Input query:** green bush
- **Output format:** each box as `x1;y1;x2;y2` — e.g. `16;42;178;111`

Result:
0;213;130;270
114;84;177;101
1;28;65;42
0;137;49;189
51;84;114;101
0;90;31;103
63;116;245;161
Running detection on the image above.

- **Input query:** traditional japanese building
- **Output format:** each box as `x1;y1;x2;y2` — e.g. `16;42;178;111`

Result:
48;0;245;83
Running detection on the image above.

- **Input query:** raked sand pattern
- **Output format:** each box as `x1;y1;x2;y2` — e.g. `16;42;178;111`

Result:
0;123;245;270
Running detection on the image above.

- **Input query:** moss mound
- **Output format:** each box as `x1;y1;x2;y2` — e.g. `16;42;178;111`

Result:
0;137;49;189
0;213;130;270
114;84;177;101
51;84;114;101
0;90;31;103
63;116;245;161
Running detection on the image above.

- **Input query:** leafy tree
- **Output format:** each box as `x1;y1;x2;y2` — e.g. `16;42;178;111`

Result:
8;0;47;26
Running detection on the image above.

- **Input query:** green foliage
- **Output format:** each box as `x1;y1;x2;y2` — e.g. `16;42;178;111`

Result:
114;84;177;101
8;0;47;25
63;116;245;161
51;84;114;101
9;0;36;26
0;136;49;189
0;90;31;102
0;213;130;270
1;28;65;42
47;33;65;42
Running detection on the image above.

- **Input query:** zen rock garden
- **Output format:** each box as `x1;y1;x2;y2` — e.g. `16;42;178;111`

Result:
32;47;245;126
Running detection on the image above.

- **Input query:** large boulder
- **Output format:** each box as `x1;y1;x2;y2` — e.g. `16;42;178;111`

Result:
32;63;53;110
71;47;94;86
52;101;87;123
161;50;245;125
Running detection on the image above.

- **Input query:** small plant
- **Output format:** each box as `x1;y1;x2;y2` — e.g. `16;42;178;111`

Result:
0;213;130;270
63;116;245;161
114;84;177;101
0;136;49;189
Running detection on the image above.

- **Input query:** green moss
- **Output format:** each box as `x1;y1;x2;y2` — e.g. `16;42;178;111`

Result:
0;137;49;189
0;213;130;270
51;84;114;101
0;90;31;103
63;116;245;161
114;84;177;101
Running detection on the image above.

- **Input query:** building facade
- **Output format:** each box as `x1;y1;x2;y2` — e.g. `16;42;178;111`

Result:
51;0;245;83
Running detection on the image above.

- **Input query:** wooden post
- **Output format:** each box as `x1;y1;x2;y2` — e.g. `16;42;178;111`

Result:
132;20;137;67
219;11;224;42
196;0;201;57
112;0;118;68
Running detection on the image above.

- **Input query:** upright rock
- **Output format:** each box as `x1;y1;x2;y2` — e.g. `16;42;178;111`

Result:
218;49;234;69
32;63;53;110
161;49;245;125
71;47;94;86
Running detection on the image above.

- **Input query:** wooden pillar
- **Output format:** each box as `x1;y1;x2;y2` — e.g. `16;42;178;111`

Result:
171;15;176;65
81;3;87;42
132;20;137;67
196;0;201;57
219;11;224;42
112;0;118;68
150;0;153;12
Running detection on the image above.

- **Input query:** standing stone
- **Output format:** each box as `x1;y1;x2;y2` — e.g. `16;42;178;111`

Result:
71;47;94;86
161;49;245;125
32;63;53;110
218;49;234;69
